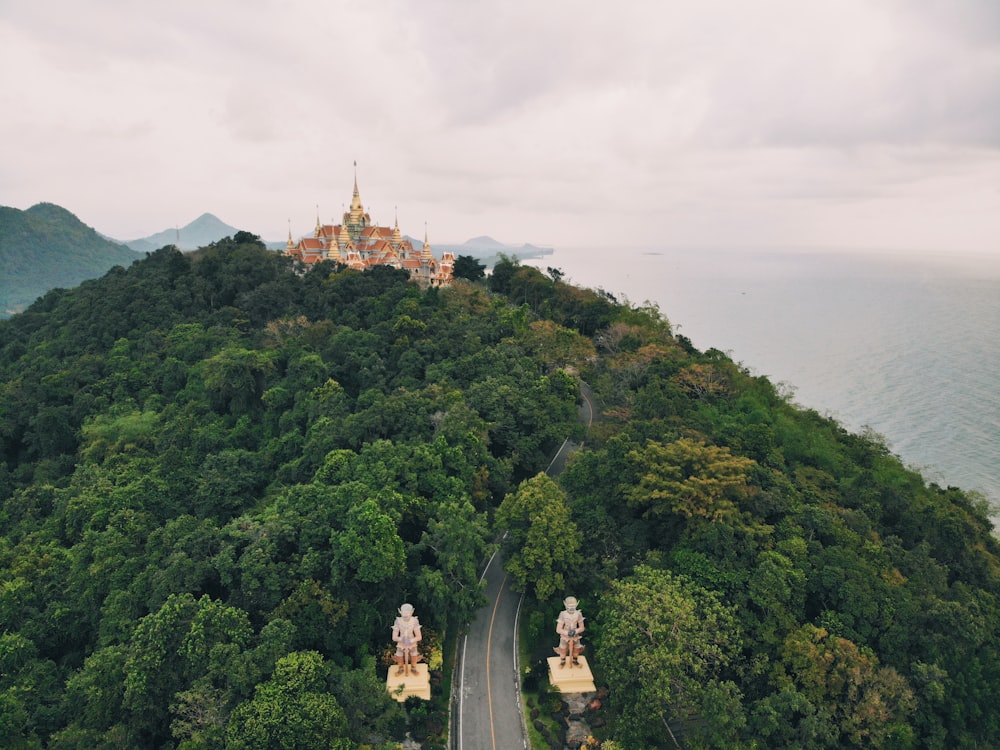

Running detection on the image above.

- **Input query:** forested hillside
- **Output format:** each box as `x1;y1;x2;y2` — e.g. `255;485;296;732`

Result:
1;236;998;748
0;203;141;317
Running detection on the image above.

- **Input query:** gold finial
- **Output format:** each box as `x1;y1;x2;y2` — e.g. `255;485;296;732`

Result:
422;222;433;262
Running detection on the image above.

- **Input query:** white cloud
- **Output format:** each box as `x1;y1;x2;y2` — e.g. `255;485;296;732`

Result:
1;0;998;252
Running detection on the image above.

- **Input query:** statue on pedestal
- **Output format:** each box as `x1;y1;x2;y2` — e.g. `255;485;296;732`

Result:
391;603;423;676
554;596;585;668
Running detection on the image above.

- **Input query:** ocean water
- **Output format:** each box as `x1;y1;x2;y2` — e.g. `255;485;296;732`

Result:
527;246;1000;515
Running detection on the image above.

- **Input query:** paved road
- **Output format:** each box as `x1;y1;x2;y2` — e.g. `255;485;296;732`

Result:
454;381;595;750
456;546;525;750
547;380;595;476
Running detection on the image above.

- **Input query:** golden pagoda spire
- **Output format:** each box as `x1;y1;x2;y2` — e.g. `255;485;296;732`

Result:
351;160;361;211
422;222;433;262
391;206;402;242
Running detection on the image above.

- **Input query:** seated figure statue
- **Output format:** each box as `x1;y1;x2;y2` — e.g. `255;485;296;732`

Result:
391;603;423;676
554;596;585;668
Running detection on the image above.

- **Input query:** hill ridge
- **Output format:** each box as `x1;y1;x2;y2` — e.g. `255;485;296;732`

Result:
0;202;140;317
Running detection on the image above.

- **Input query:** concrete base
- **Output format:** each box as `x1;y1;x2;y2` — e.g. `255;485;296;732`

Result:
547;655;596;693
385;663;431;702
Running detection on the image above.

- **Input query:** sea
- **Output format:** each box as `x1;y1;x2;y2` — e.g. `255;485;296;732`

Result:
525;246;1000;519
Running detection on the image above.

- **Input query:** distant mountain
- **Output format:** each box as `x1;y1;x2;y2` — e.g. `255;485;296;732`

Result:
434;236;554;267
125;213;242;252
393;234;552;268
0;203;141;317
463;235;508;249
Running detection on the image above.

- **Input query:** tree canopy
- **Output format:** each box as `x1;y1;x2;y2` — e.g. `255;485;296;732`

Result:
1;234;998;748
0;237;577;747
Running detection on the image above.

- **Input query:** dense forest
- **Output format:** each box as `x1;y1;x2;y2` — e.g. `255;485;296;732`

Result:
1;234;998;749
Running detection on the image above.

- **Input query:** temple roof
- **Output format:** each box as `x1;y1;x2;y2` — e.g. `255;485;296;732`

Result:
286;168;452;285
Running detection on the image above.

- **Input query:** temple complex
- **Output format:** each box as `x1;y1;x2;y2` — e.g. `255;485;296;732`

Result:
285;170;454;287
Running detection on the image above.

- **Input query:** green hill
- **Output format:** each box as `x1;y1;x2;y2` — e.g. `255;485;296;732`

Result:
0;203;141;317
0;240;998;748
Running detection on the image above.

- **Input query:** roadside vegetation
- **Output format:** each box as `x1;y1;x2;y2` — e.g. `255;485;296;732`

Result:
1;240;997;748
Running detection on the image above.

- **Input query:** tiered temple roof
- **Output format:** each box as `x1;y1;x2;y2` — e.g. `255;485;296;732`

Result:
285;170;453;287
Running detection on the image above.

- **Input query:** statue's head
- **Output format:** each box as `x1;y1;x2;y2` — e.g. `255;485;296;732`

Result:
564;596;578;612
399;603;415;618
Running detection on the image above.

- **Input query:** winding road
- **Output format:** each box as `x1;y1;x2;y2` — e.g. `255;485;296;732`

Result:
454;383;595;749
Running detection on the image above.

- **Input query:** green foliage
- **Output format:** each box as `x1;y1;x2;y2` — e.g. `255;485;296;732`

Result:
0;203;141;317
597;565;745;747
451;254;486;282
626;437;756;523
79;408;160;463
226;651;350;749
571;319;1000;748
333;499;406;584
330;656;407;741
2;234;1000;748
122;593;252;746
488;255;616;335
755;624;916;748
416;498;491;624
497;473;582;601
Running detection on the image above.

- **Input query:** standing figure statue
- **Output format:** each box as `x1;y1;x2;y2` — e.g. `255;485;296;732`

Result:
391;603;423;676
554;596;585;668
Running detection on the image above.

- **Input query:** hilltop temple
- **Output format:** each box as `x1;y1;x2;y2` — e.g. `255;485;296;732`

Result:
285;171;454;286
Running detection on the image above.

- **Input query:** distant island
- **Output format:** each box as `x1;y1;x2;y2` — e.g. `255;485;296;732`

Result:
431;236;554;267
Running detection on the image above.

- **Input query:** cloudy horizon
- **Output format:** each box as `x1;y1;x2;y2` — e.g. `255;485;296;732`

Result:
2;0;999;254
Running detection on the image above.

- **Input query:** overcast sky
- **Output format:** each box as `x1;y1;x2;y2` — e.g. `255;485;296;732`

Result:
2;0;999;253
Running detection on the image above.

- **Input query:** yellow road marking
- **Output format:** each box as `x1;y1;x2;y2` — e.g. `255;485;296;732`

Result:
486;573;507;750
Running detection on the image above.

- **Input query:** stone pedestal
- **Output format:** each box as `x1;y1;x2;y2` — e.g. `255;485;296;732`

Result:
547;655;596;693
385;663;431;701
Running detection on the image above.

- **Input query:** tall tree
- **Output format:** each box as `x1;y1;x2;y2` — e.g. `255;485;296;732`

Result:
332;499;406;585
416;498;491;624
496;473;582;601
226;651;351;750
753;624;916;749
122;593;253;747
626;437;756;523
597;565;745;748
451;255;486;282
